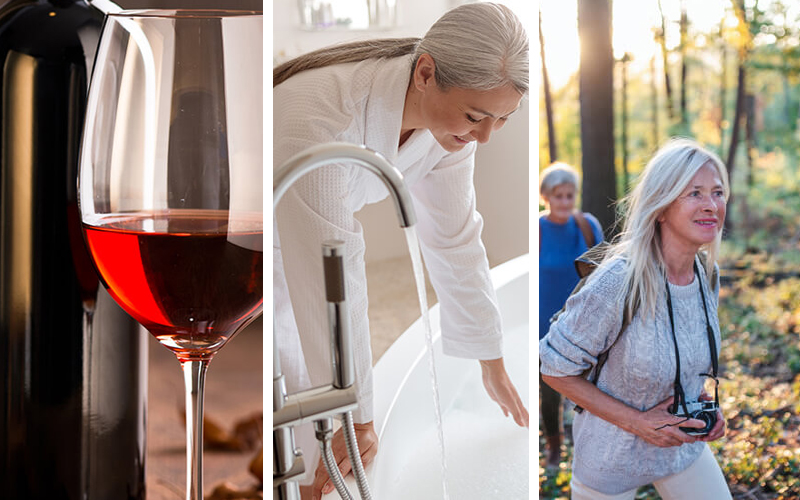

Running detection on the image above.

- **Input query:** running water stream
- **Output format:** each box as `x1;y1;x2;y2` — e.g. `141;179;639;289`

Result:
403;226;449;500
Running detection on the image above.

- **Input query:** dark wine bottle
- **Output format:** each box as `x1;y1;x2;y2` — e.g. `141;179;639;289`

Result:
0;1;147;499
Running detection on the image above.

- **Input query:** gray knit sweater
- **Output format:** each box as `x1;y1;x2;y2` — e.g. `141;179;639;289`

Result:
539;257;721;494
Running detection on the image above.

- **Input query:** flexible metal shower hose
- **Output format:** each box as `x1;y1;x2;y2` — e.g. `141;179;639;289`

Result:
320;430;353;500
342;411;373;500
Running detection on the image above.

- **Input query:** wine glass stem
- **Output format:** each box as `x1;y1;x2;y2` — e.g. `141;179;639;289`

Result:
181;359;210;500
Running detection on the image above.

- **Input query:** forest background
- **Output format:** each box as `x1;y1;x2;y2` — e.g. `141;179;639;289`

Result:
538;0;800;498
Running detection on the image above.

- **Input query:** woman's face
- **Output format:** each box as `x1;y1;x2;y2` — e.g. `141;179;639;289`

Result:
542;183;576;224
413;56;523;152
658;163;727;252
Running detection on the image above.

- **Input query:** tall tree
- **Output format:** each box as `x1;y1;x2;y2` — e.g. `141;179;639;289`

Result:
650;54;660;150
578;0;616;235
725;61;745;234
745;93;756;188
620;52;632;194
657;0;675;121
725;0;753;233
719;19;728;137
539;9;558;164
679;1;689;126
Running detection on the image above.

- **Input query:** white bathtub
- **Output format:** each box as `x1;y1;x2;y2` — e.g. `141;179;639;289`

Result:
324;254;529;499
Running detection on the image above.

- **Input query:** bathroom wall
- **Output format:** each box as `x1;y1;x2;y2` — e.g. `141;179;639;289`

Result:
273;0;530;266
273;0;453;64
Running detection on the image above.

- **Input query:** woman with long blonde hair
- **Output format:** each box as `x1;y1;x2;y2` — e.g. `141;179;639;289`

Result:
540;138;732;499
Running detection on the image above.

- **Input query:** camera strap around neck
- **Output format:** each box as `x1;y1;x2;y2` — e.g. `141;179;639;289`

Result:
664;260;719;416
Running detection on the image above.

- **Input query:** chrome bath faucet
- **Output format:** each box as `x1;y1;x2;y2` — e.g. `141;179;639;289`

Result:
272;143;417;500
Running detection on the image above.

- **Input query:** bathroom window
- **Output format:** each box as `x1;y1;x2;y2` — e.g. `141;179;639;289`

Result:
298;0;398;30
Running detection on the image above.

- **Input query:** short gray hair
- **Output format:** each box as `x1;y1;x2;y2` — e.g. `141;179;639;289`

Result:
539;162;579;196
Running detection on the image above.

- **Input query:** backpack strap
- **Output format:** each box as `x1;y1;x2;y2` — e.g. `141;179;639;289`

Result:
574;251;718;414
539;210;597;254
573;210;596;249
574;301;633;413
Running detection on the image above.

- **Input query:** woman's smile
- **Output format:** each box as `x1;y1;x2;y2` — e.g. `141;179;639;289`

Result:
694;217;718;228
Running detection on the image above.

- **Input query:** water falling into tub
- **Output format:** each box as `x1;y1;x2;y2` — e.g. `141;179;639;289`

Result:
403;226;450;500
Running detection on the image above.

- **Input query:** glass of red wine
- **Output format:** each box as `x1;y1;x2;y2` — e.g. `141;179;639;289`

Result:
77;10;263;500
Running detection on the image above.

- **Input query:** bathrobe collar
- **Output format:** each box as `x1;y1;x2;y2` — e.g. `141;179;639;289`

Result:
363;54;449;170
363;54;416;163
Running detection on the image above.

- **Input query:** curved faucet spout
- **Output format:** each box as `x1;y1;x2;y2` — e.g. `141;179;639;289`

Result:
273;142;417;228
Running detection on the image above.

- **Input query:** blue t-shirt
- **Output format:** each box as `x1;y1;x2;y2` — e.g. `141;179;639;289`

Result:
539;213;604;339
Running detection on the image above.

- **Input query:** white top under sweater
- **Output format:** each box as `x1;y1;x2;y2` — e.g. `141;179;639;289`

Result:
539;257;722;494
274;54;503;423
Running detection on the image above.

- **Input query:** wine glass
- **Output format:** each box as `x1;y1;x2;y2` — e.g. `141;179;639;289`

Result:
77;10;263;500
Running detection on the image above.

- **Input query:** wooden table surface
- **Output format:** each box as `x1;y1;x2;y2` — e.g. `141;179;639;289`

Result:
145;317;263;500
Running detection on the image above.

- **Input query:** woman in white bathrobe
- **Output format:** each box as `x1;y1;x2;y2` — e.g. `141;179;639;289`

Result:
273;3;529;498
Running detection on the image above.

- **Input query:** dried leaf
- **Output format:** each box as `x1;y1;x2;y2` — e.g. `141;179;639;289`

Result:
179;410;247;451
233;412;263;451
204;414;247;451
249;447;263;483
205;482;262;500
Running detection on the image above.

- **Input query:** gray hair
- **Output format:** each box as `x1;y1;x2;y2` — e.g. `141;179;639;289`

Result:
274;3;528;93
595;138;730;320
413;2;528;93
539;162;579;196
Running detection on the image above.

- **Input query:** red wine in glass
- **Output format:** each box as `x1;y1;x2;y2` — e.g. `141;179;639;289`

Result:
83;209;263;361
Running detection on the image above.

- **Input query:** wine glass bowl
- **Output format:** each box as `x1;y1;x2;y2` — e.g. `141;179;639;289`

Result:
78;9;262;499
82;208;263;361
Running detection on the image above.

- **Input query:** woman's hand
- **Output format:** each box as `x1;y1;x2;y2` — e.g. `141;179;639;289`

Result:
310;421;378;500
480;358;529;427
632;397;708;447
696;392;726;442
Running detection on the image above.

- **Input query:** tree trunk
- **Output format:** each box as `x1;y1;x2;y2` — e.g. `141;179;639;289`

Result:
725;62;745;234
621;54;630;194
745;93;755;188
539;9;558;164
578;0;616;236
651;55;659;150
658;0;674;121
719;20;727;137
782;66;793;132
679;5;688;126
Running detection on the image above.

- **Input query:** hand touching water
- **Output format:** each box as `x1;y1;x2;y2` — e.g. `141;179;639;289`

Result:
480;357;529;427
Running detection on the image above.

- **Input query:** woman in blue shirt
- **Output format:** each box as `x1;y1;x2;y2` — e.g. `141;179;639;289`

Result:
539;162;603;470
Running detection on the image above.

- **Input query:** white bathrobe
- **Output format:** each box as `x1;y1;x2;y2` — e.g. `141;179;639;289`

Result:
273;54;503;472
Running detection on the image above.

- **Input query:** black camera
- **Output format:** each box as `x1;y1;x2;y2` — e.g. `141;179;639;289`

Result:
672;400;719;436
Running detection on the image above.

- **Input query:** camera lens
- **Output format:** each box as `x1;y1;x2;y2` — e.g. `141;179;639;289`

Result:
679;410;716;436
696;411;715;431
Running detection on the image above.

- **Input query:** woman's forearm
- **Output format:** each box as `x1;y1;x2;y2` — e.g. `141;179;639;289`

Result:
541;374;642;434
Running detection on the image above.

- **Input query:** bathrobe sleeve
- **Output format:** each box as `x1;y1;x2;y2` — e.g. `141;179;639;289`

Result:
539;261;627;377
409;143;504;359
274;73;376;423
